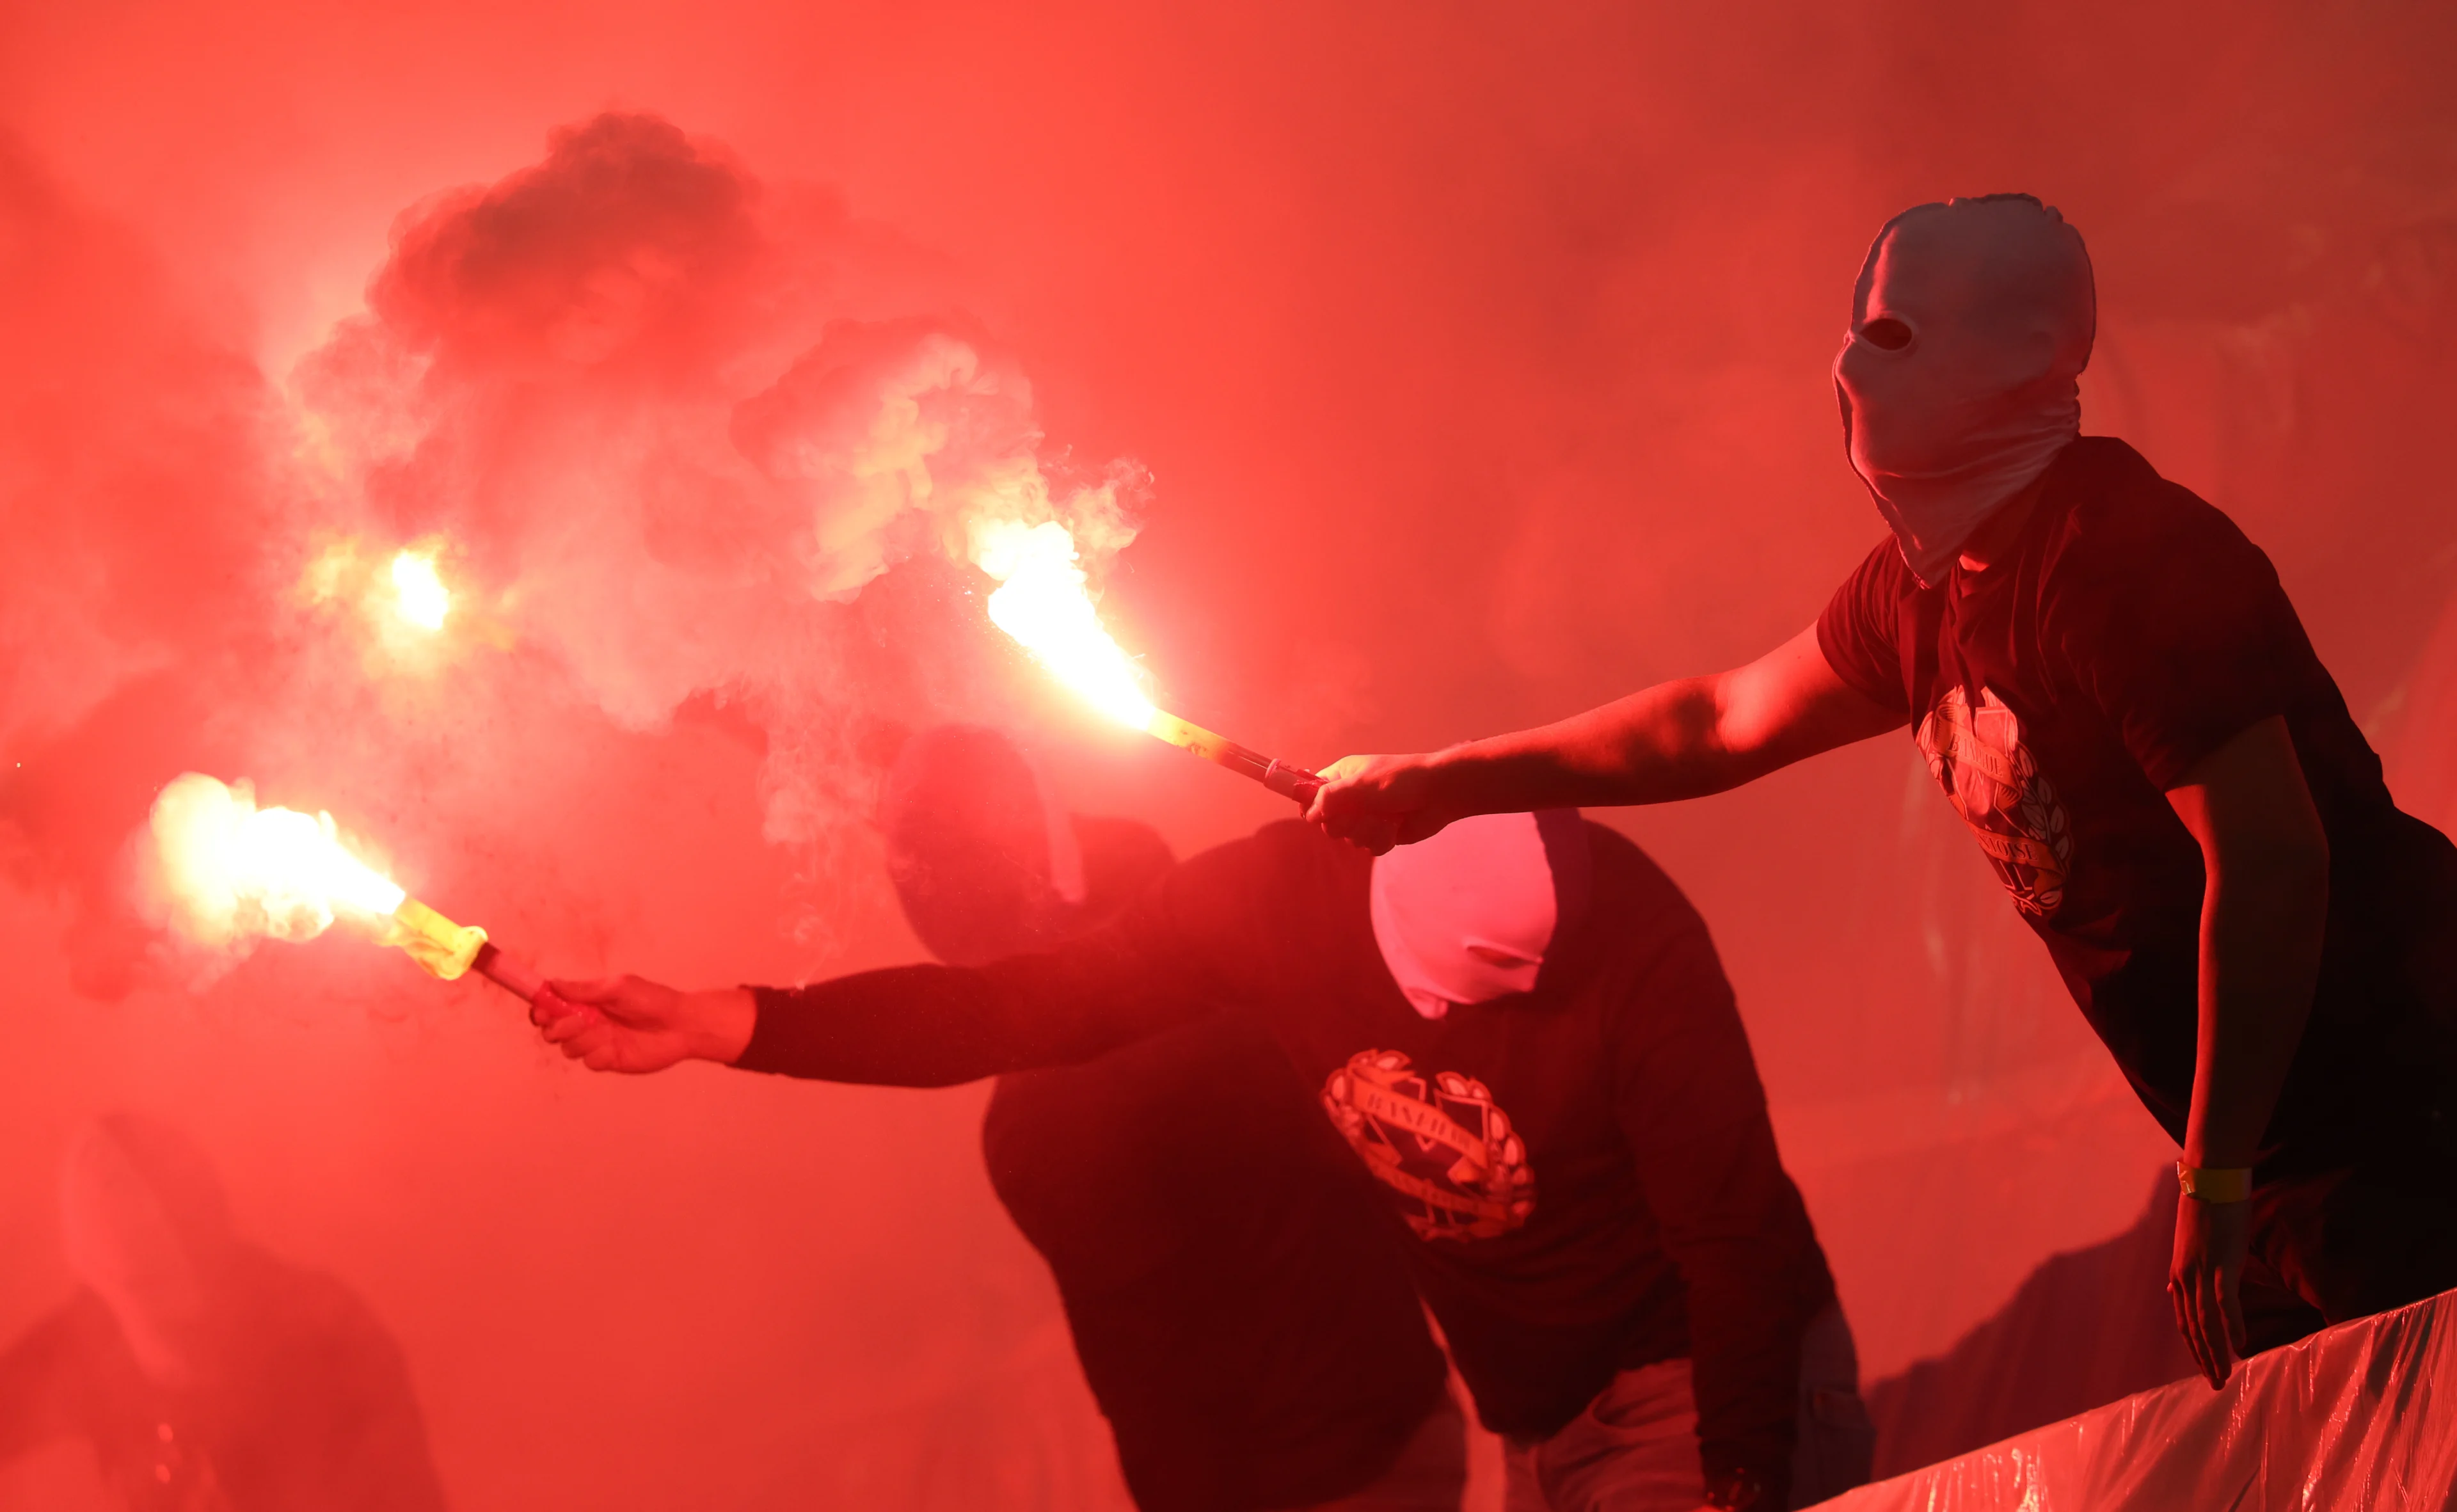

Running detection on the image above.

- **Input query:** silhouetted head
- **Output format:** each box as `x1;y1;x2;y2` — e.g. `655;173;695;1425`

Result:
880;725;1087;967
60;1113;239;1385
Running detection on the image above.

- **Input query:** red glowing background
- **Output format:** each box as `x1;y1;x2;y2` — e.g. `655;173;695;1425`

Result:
3;2;2456;1506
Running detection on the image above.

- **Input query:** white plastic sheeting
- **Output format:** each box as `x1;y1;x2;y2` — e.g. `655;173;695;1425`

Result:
1821;1287;2457;1511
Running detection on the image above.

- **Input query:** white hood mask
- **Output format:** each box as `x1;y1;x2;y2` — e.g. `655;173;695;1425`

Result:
1371;810;1591;1021
1834;195;2096;587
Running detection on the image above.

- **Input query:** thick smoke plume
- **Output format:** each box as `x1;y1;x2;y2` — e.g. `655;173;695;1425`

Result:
302;112;1145;836
4;113;1146;992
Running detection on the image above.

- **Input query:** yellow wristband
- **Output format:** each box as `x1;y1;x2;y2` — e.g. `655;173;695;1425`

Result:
2176;1161;2254;1204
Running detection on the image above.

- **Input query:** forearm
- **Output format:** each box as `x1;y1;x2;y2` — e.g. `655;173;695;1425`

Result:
737;950;1182;1087
739;969;1055;1086
2186;852;2328;1168
1429;678;1770;816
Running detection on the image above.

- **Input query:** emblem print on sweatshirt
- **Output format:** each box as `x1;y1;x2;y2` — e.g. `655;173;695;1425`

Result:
1917;685;2074;916
1321;1050;1536;1241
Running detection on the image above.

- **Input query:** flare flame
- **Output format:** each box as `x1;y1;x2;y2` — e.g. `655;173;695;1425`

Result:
966;518;1324;804
147;773;406;947
971;518;1157;731
143;773;488;981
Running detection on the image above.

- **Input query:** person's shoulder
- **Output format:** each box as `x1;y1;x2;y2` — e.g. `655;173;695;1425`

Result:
1829;530;1917;607
1571;824;1737;1032
1580;821;1711;938
2046;437;2267;571
1069;815;1174;921
1161;818;1362;916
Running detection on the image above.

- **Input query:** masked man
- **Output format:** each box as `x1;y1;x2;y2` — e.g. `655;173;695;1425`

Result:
0;1115;448;1512
886;726;1466;1512
537;792;1871;1512
1308;195;2457;1394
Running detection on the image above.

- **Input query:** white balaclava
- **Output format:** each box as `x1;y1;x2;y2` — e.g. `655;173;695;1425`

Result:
1371;810;1591;1021
1833;195;2097;586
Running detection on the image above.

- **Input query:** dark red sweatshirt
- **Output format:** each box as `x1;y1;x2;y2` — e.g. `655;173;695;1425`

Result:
739;818;1834;1499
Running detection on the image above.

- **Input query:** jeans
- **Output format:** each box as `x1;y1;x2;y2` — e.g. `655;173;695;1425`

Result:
1501;1303;1873;1511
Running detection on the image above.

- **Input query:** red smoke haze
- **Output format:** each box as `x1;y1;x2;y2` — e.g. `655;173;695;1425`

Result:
4;3;2456;1507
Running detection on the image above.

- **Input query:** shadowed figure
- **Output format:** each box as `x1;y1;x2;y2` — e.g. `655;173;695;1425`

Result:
537;728;1870;1512
0;1115;447;1512
885;725;1466;1512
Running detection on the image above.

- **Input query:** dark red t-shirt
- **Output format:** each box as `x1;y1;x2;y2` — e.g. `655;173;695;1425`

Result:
1817;436;2457;1174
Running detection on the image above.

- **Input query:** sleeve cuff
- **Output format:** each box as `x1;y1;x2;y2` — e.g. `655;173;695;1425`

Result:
731;985;802;1074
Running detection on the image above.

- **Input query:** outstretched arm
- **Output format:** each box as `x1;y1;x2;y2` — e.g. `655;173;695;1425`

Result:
537;964;1177;1084
530;843;1278;1082
1309;624;1904;852
537;951;1196;1086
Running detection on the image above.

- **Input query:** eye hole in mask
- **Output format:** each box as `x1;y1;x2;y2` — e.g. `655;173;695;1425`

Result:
1465;942;1543;969
1857;317;1914;351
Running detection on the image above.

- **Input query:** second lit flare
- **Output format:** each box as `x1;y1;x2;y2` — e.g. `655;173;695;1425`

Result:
974;519;1156;729
968;520;1321;804
144;774;547;1001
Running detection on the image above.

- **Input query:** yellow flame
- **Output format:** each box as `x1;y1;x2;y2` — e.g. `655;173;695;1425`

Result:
390;549;450;631
971;518;1157;729
147;774;406;950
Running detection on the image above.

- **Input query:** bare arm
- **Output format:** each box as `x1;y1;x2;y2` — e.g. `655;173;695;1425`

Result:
1310;624;1904;852
2163;714;2331;1388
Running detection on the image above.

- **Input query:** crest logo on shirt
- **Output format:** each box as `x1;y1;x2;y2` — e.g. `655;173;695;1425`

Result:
1321;1050;1536;1241
1917;685;2074;916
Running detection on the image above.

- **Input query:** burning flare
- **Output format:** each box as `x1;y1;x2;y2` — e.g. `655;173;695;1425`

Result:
148;774;405;946
144;774;487;982
971;518;1156;729
966;520;1323;803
